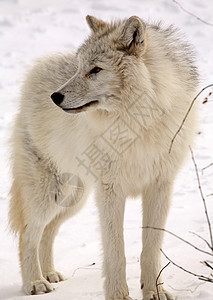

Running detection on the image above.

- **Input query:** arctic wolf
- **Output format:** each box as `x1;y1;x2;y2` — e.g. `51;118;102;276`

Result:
9;15;198;300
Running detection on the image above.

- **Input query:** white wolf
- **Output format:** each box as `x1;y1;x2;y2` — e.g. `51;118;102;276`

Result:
9;15;198;300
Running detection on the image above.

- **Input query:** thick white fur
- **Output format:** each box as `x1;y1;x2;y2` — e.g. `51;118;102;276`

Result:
9;15;198;300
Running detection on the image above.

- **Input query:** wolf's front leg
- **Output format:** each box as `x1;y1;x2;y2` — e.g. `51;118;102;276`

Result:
96;182;132;300
141;180;175;300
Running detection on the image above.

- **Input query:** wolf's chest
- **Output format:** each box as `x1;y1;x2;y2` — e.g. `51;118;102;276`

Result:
95;135;160;196
116;142;157;196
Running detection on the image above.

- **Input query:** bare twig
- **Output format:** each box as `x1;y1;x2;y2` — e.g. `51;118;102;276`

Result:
169;84;213;154
161;249;213;283
202;261;213;272
156;262;170;300
190;147;213;251
189;231;212;251
172;0;213;27
207;193;213;198
72;263;100;277
202;163;213;174
168;281;206;293
142;226;213;256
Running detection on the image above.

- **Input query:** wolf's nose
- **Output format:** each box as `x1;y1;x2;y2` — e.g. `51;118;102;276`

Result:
51;92;64;106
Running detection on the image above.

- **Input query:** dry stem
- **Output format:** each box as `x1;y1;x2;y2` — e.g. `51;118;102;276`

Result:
161;249;213;283
142;226;213;256
172;0;213;27
202;163;213;174
189;231;212;251
169;84;213;154
190;147;213;251
156;262;170;300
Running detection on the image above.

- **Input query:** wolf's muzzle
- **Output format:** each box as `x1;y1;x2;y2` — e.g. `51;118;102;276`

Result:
51;92;64;106
62;100;99;114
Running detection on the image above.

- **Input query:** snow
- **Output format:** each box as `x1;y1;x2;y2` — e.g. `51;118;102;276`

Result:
0;0;213;299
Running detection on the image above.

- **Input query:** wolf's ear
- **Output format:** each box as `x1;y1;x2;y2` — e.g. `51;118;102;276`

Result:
120;16;146;55
86;15;106;33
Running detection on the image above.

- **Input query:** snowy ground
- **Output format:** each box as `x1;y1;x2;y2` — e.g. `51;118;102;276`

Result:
0;0;213;299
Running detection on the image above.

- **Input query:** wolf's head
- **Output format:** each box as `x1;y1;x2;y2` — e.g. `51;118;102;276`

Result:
51;15;147;114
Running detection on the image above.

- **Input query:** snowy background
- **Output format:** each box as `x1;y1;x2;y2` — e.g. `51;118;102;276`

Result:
0;0;213;299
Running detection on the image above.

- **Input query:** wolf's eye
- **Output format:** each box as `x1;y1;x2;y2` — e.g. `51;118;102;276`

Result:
90;66;103;74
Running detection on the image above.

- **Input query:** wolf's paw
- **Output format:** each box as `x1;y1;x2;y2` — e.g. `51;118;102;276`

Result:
23;278;54;295
143;290;175;300
44;271;66;283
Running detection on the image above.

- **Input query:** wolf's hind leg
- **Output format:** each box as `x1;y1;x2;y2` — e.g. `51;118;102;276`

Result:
39;210;71;283
20;223;54;295
40;177;89;283
18;170;63;294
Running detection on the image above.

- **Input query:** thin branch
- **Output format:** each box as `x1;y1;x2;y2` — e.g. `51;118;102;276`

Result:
169;84;213;154
142;226;213;256
172;0;213;27
207;193;213;198
202;261;213;272
202;163;213;174
72;263;100;277
156;262;170;300
189;231;212;251
161;249;213;283
168;281;206;293
190;147;213;251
